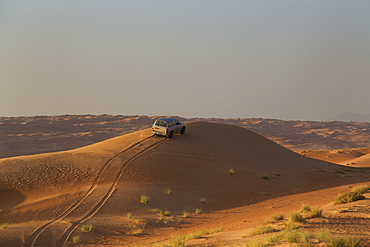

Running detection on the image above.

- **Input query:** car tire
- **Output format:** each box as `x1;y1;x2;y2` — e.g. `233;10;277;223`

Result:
180;127;186;135
168;131;174;139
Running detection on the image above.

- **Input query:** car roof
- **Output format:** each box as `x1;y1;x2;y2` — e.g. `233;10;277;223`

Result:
156;118;178;122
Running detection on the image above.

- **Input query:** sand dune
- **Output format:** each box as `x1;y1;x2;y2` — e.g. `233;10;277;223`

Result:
2;115;370;159
0;122;369;246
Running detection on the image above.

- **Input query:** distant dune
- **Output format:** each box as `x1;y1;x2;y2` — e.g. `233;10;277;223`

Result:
330;112;370;122
1;115;370;159
0;122;369;246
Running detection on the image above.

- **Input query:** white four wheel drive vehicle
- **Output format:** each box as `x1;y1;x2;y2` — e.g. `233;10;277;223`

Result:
151;118;186;138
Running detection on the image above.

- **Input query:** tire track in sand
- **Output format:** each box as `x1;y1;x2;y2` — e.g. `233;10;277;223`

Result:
24;135;165;247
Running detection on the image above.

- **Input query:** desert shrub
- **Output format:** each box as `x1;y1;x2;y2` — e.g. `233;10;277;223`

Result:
81;224;93;232
229;169;235;175
132;227;144;236
284;230;310;243
343;235;361;247
265;233;284;243
289;211;304;223
299;203;311;213
327;237;345;247
317;229;332;242
127;212;134;219
140;195;150;204
72;235;80;243
284;230;301;243
200;198;206;203
195;208;202;214
249;225;275;236
169;227;222;247
333;192;365;205
183;211;190;218
259;174;269;180
309;206;323;218
162;211;171;216
164;187;172;195
351;184;369;194
272;212;284;221
0;224;8;229
247;239;268;247
284;221;300;231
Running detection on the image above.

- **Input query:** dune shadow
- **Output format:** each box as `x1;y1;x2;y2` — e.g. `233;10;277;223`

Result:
0;189;26;209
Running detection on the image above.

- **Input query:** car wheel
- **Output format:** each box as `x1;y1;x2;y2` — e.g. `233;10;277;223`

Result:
180;127;186;135
168;131;174;139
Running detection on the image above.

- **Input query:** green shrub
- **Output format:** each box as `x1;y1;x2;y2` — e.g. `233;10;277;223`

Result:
0;224;8;229
272;212;284;221
299;203;311;213
140;195;150;204
247;239;268;247
309;206;323;218
351;185;369;194
229;169;235;175
72;235;80;243
81;224;93;232
343;235;361;247
195;208;202;214
162;211;171;216
164;187;172;195
284;230;310;244
259;174;269;180
183;211;190;218
317;229;332;243
249;225;275;236
289;211;304;223
333;192;365;205
127;212;134;219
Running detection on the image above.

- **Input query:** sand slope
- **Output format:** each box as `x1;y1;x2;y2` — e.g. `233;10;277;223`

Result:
0;122;368;246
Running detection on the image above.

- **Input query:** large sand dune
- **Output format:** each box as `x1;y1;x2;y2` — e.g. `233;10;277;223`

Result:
0;122;369;246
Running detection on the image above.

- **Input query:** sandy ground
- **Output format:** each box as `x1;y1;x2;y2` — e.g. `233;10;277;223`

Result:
1;115;370;159
0;120;369;246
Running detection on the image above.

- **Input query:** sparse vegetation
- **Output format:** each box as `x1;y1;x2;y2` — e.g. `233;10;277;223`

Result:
259;174;269;180
351;184;369;194
127;212;134;219
344;235;362;247
247;239;268;247
194;208;202;214
299;203;311;213
164;187;172;195
264;212;284;223
309;206;323;218
200;198;206;203
288;211;304;223
333;192;365;205
140;195;150;204
162;211;171;216
285;229;310;243
229;169;235;175
317;229;360;247
272;212;284;221
284;221;300;230
0;224;8;229
182;210;190;218
168;227;222;247
72;235;80;243
249;225;275;236
81;224;93;232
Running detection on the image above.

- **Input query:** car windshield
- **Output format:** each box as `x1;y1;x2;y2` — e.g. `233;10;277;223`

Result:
155;120;167;127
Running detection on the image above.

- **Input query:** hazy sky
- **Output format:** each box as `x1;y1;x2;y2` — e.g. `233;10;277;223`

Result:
1;1;370;120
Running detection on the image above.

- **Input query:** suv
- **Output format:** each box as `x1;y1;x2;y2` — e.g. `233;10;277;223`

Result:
151;118;186;138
